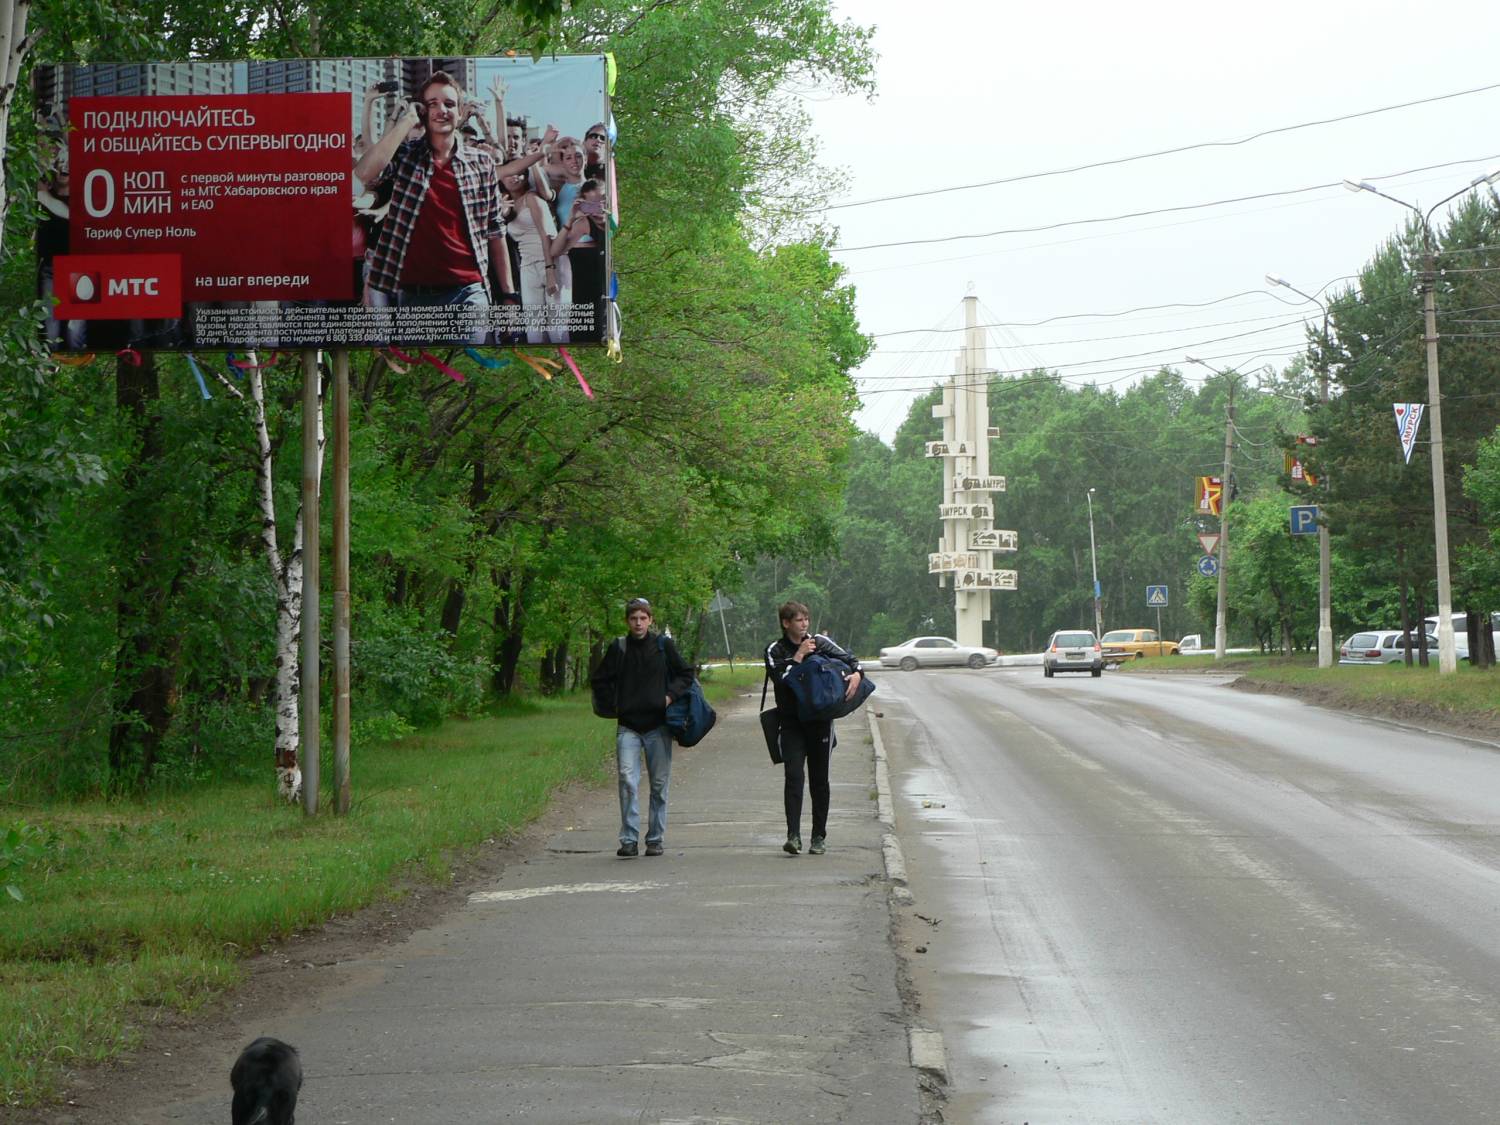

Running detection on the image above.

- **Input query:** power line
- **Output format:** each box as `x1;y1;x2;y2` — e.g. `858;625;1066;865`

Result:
820;81;1500;213
870;290;1282;338
856;345;1310;396
832;154;1500;254
841;169;1500;279
870;309;1314;355
857;319;1310;378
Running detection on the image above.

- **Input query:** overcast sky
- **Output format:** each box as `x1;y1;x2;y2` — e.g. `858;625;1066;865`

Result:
806;0;1500;442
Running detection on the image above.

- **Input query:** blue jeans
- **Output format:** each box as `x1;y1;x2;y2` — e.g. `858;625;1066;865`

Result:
616;725;672;846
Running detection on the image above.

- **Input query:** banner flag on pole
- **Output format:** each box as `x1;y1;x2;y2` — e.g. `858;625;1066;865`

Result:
1394;403;1424;465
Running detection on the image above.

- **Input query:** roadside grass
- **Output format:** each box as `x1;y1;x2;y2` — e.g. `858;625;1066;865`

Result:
0;676;754;1108
1230;658;1500;717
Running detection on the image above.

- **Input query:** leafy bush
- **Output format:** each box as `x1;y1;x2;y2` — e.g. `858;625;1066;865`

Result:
354;606;484;727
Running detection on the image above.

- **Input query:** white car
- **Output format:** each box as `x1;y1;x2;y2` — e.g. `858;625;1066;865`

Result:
1338;629;1437;665
879;636;999;671
1043;630;1103;677
1423;612;1499;661
1178;633;1203;653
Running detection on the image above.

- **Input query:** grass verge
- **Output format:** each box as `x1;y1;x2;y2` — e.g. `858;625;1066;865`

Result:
0;680;751;1109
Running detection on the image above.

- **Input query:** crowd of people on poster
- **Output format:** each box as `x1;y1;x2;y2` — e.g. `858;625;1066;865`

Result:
35;55;613;352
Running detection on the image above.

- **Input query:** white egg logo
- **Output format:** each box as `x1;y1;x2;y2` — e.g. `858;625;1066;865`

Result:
73;274;96;301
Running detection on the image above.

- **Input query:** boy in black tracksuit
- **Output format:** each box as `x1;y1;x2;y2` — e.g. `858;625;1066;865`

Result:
590;597;692;857
765;600;862;856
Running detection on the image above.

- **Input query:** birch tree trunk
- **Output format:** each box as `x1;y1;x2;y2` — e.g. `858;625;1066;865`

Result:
246;364;324;802
0;0;38;248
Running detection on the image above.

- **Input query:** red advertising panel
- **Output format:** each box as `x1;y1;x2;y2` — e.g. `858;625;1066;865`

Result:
35;56;615;353
69;95;350;304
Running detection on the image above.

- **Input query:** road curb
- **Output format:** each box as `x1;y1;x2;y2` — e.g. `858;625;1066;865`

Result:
869;705;895;825
869;700;949;1120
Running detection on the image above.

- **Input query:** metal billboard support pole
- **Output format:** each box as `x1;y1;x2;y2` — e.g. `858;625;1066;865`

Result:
332;349;351;814
300;350;321;815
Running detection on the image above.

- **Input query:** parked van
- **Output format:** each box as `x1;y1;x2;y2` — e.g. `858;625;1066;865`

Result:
1423;612;1500;661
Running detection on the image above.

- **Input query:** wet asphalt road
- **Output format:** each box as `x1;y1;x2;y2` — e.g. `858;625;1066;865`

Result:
878;666;1500;1124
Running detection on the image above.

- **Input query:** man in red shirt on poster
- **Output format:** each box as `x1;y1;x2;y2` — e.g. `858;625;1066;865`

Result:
355;71;518;332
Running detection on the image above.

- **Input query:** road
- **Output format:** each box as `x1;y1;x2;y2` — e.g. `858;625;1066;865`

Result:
877;666;1500;1124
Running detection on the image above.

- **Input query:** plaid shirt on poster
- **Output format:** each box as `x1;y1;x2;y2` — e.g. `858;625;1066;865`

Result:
366;136;506;295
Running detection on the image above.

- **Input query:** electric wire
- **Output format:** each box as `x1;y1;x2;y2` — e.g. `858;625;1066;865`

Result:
833;154;1500;253
819;80;1500;212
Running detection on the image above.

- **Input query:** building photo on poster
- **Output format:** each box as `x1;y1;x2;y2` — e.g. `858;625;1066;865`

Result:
34;54;614;353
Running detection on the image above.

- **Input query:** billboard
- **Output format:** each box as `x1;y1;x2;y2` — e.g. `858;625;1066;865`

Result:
34;55;613;352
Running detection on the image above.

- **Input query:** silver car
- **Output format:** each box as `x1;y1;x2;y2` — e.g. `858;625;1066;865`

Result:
1043;630;1103;677
1338;629;1438;665
878;636;999;671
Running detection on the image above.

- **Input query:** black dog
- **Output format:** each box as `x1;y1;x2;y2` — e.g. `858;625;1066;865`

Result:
230;1037;302;1125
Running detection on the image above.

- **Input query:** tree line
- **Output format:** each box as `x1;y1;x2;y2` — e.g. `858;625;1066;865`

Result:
719;198;1500;662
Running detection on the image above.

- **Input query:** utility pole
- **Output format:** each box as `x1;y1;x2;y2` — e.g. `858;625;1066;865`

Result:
1316;327;1332;669
1215;378;1235;661
1086;487;1102;639
1419;249;1457;673
1266;274;1334;667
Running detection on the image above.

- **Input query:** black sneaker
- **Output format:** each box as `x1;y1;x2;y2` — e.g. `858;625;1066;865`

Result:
783;835;801;855
616;842;638;857
808;836;826;855
644;842;664;857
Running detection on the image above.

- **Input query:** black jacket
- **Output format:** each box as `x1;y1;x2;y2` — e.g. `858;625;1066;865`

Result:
764;633;860;721
591;632;693;733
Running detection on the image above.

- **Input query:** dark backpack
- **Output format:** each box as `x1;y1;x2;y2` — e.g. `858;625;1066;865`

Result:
785;653;876;722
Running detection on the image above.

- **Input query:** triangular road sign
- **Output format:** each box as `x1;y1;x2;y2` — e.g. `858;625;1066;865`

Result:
1197;532;1220;556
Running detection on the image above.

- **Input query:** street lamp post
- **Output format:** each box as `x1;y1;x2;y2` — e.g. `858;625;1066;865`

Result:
1266;273;1334;669
1345;170;1500;674
1086;487;1102;639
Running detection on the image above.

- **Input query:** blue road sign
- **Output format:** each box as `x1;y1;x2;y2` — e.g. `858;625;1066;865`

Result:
1197;555;1219;578
1146;584;1169;607
1289;505;1319;536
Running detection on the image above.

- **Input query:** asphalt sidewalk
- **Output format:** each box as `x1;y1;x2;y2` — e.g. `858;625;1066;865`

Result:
114;696;927;1123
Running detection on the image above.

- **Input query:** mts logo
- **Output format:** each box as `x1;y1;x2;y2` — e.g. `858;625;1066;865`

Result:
51;254;181;322
108;277;163;297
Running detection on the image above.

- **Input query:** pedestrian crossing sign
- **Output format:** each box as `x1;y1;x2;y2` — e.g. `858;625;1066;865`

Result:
1146;585;1168;607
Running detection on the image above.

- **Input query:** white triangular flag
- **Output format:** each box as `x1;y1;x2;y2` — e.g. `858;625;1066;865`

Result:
1394;402;1424;465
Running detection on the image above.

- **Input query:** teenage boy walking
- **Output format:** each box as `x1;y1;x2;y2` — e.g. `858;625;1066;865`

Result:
764;601;862;856
591;598;692;857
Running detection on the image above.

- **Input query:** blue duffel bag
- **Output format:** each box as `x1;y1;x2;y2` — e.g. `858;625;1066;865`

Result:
786;655;876;722
665;679;716;746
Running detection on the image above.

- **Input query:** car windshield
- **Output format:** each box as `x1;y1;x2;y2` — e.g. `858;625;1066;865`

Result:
1100;631;1132;643
1055;632;1094;646
1345;633;1377;649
